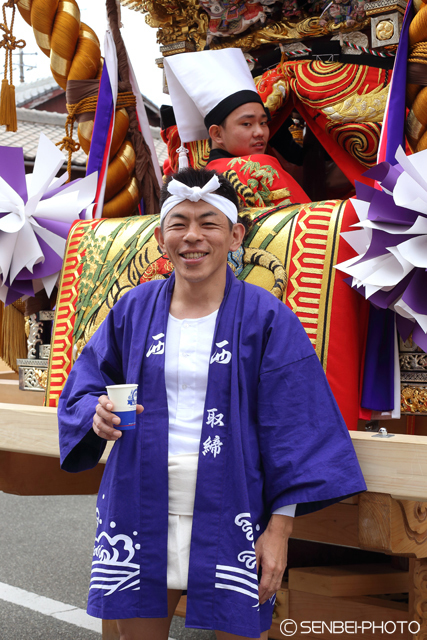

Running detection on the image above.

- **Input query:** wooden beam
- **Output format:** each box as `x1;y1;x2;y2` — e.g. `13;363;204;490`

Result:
0;450;104;495
359;493;427;558
2;401;427;552
0;379;45;406
288;564;408;597
2;405;427;504
409;558;427;640
0;403;62;457
0;403;112;463
350;432;427;501
291;503;359;547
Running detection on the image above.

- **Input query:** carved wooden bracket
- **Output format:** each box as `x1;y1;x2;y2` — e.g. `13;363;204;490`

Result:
359;493;427;558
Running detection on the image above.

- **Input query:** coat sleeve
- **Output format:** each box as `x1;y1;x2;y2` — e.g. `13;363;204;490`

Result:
257;305;366;517
58;303;126;473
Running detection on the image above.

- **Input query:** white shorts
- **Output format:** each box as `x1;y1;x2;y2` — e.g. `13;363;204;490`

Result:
167;452;198;590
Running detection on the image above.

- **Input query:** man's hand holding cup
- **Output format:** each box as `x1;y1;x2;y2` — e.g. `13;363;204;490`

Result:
93;384;143;440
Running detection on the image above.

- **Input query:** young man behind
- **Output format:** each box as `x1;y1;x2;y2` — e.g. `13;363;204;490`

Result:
164;49;309;208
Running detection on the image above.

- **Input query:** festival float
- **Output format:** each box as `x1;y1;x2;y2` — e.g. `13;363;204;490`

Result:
0;0;427;636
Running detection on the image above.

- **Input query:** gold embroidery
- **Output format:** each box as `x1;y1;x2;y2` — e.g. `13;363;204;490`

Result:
322;84;390;124
295;63;366;102
262;80;289;114
223;169;257;207
287;201;345;370
243;247;287;299
269;188;292;204
227;158;279;207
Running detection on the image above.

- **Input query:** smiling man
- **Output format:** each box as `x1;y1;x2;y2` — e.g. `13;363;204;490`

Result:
164;48;309;208
58;168;366;640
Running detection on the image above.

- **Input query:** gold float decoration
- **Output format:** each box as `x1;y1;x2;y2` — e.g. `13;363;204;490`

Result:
223;16;371;49
145;0;208;49
401;386;427;414
121;0;369;51
210;17;370;51
376;18;394;39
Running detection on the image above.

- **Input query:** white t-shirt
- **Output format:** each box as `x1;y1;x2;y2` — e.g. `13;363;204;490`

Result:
164;310;296;518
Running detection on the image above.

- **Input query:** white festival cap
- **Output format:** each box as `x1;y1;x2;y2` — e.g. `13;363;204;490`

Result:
160;175;238;223
163;48;264;144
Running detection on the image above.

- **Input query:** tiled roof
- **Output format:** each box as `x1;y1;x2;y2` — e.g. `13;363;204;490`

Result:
15;77;160;122
15;78;61;107
1;107;168;167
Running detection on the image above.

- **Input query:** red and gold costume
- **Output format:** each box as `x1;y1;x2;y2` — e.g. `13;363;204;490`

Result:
206;149;310;207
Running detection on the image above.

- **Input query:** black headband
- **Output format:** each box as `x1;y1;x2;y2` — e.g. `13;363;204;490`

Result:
204;90;266;130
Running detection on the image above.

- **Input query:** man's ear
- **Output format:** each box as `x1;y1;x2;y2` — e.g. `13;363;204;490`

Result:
230;222;245;252
154;225;165;253
209;124;222;147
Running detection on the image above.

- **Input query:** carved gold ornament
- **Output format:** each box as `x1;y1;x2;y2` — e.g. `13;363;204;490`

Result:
210;16;370;51
376;19;394;40
401;386;427;413
24;316;30;339
142;0;208;48
34;369;48;390
121;0;370;50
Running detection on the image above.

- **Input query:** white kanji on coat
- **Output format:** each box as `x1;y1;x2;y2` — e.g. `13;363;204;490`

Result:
202;435;223;458
146;333;165;357
210;340;231;364
206;408;224;428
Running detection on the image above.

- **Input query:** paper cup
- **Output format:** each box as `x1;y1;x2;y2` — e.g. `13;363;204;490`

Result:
105;384;138;430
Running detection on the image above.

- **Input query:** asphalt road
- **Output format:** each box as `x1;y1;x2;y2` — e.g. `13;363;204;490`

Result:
0;491;216;640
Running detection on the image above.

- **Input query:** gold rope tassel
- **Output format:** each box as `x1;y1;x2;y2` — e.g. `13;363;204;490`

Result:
0;300;27;373
0;78;11;125
7;79;16;130
0;0;25;132
0;78;17;131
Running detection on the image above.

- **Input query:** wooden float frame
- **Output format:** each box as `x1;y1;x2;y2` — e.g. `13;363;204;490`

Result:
1;402;426;500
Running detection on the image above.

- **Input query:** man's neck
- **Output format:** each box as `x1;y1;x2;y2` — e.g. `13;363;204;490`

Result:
208;147;234;161
169;267;227;319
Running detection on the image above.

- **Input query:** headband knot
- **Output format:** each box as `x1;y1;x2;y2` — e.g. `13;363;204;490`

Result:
160;175;238;223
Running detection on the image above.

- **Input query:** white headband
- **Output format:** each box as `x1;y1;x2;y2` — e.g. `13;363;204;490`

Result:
160;175;238;224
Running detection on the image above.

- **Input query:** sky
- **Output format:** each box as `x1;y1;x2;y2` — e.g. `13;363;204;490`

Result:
13;1;171;108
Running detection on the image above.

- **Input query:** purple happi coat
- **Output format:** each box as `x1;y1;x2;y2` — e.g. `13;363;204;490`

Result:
58;266;366;638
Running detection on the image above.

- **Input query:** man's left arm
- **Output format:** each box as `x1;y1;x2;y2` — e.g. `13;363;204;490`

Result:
255;513;294;605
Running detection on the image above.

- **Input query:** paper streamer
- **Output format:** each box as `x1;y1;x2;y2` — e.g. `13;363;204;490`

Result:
336;145;427;352
0;134;97;305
